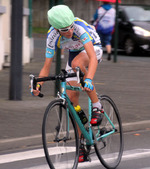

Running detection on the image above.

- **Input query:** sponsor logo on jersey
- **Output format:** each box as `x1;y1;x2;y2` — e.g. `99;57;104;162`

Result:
47;30;59;48
81;37;88;42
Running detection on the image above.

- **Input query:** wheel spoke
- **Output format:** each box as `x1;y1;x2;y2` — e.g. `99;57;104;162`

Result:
42;100;79;169
94;95;124;169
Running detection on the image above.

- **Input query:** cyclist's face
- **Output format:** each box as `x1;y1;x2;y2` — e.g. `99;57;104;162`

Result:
60;29;74;38
57;24;74;39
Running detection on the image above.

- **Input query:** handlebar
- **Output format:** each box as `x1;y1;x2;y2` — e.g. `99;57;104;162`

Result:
29;67;85;98
29;74;44;97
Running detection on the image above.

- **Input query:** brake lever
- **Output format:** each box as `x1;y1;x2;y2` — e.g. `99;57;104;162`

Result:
29;74;35;93
29;74;44;98
76;67;80;84
75;67;85;87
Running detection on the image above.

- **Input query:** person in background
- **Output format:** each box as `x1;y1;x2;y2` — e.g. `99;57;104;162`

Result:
93;1;116;60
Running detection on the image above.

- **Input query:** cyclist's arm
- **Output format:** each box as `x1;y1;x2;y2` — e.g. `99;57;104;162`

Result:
32;27;57;96
33;57;53;96
84;41;98;80
38;57;53;84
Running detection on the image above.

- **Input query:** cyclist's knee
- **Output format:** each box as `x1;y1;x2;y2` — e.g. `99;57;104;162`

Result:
71;62;87;77
67;90;79;106
71;60;80;69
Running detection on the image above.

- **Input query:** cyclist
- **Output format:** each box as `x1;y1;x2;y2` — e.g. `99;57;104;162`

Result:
32;5;103;162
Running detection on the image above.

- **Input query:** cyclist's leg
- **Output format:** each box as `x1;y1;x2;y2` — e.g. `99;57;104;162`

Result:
65;62;82;137
65;52;91;163
65;61;80;106
71;46;104;125
65;51;100;107
71;46;102;105
66;81;80;106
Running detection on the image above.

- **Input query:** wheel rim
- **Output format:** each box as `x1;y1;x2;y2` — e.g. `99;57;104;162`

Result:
42;101;79;169
95;96;123;169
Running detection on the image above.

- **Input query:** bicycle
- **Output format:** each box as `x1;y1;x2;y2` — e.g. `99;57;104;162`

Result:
30;67;124;169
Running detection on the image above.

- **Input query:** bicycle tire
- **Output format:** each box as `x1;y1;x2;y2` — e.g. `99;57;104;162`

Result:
94;95;124;169
42;99;79;169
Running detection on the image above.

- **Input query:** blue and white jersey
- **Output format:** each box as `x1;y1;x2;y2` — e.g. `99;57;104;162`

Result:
46;17;101;58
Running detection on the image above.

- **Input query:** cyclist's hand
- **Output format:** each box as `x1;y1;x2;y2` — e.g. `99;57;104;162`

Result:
84;78;94;91
30;84;41;96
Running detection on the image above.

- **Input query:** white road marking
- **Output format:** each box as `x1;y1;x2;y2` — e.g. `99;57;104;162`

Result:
1;148;150;169
0;147;75;164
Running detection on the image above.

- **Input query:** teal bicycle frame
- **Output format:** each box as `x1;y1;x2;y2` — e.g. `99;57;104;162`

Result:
60;80;116;145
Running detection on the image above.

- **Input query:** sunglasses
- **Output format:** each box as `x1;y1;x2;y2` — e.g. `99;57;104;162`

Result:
58;23;74;32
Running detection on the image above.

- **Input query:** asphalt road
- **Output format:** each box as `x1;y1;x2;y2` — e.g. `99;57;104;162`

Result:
1;129;150;169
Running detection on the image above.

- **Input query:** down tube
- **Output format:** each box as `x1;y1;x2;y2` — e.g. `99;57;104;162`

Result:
66;97;93;145
88;97;93;142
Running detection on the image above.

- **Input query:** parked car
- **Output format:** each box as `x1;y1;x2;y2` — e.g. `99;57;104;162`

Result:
112;5;150;55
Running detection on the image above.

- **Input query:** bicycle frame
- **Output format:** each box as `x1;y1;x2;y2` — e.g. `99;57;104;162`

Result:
60;81;116;146
61;81;94;145
30;69;123;169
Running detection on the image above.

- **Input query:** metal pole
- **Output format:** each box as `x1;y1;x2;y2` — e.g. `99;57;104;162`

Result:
114;0;119;63
28;0;32;38
55;48;61;96
9;0;23;100
49;0;64;8
49;0;64;96
49;0;55;8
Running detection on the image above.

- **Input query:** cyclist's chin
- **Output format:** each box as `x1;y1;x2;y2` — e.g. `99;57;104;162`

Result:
64;34;72;39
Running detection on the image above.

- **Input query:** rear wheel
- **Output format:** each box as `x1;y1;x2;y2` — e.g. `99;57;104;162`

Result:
94;95;124;169
42;99;79;169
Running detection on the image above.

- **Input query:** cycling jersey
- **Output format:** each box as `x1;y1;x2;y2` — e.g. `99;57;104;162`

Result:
46;17;101;58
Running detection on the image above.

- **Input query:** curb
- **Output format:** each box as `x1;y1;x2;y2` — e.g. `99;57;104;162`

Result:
1;120;150;152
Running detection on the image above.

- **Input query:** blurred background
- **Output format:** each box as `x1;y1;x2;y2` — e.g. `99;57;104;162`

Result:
0;0;150;72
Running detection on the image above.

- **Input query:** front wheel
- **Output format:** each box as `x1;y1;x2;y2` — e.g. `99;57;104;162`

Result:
42;99;79;169
94;95;124;169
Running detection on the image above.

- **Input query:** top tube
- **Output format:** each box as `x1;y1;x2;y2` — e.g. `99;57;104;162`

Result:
66;85;83;91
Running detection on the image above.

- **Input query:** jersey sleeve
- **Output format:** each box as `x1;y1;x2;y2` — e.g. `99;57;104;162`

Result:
45;47;55;58
80;32;91;45
45;28;60;58
74;18;93;45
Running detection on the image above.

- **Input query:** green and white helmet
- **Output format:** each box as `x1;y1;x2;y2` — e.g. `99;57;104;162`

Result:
47;5;74;29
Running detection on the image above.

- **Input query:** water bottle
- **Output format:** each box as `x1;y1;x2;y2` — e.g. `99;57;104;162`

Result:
74;105;88;125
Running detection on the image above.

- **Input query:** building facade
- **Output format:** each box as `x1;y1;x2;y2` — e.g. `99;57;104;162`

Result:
0;0;150;70
0;0;32;70
32;0;150;28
